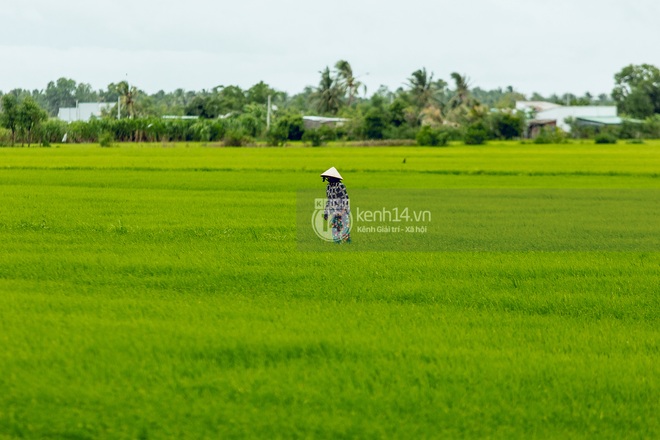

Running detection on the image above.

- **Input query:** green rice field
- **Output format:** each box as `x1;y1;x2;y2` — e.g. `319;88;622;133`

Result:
0;142;658;438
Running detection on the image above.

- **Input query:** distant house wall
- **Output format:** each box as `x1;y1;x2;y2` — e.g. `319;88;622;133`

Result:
58;103;113;122
527;120;557;138
303;116;349;130
536;106;617;132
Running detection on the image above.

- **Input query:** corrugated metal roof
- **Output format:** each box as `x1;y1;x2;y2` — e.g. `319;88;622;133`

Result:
515;101;562;112
575;116;623;125
303;116;349;122
528;119;556;125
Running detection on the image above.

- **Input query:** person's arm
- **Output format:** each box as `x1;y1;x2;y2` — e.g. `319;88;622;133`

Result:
339;183;349;212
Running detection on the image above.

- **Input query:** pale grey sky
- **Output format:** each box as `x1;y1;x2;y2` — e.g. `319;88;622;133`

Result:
1;0;658;97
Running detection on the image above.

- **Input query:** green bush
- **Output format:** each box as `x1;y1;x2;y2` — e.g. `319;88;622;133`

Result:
208;120;227;142
317;125;339;142
639;115;660;138
236;113;263;138
618;120;642;139
0;128;10;146
222;129;247;147
67;120;99;142
274;114;304;141
534;127;568;144
594;133;618;144
363;107;387;140
416;125;449;146
463;122;488;145
340;115;364;141
265;125;288;146
38;119;68;144
488;111;525;140
190;121;211;142
165;119;196;142
565;118;596;139
388;98;408;127
302;129;324;146
383;125;417;140
112;119;141;142
143;119;165;142
99;131;115;147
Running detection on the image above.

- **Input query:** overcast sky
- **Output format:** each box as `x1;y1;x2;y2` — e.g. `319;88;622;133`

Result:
1;0;658;98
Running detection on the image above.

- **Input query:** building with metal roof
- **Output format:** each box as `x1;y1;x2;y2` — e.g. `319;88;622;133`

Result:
573;116;625;127
58;103;113;122
515;101;562;113
303;116;349;130
535;106;618;132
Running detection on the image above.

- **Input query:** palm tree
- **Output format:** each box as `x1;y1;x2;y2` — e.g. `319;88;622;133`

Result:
117;80;137;118
335;60;365;107
449;72;471;109
312;67;342;115
446;73;488;125
407;68;437;109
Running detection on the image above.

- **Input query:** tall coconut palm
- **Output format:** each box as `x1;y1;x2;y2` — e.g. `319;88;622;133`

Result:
449;72;472;109
335;60;365;107
117;80;137;118
312;67;343;115
446;73;488;125
407;68;436;109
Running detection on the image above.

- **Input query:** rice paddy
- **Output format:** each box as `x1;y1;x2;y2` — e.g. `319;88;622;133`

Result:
0;142;658;439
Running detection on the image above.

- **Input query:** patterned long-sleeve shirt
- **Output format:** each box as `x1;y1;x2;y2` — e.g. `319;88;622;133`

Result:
324;181;350;217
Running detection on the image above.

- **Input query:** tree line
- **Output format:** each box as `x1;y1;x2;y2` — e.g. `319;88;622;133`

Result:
1;62;660;146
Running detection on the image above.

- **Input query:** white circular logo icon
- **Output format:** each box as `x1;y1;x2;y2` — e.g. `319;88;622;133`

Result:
311;199;352;242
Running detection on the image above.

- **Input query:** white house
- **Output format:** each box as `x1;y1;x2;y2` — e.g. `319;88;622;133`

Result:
303;116;349;129
536;106;618;132
58;103;113;122
517;101;619;133
515;101;562;113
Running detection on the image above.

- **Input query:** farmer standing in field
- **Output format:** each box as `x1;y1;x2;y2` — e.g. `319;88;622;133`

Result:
321;167;351;243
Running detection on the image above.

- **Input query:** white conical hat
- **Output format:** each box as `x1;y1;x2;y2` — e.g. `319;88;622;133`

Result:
320;167;343;180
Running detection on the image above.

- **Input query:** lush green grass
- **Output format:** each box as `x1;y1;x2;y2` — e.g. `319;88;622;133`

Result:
0;142;658;439
2;141;660;176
